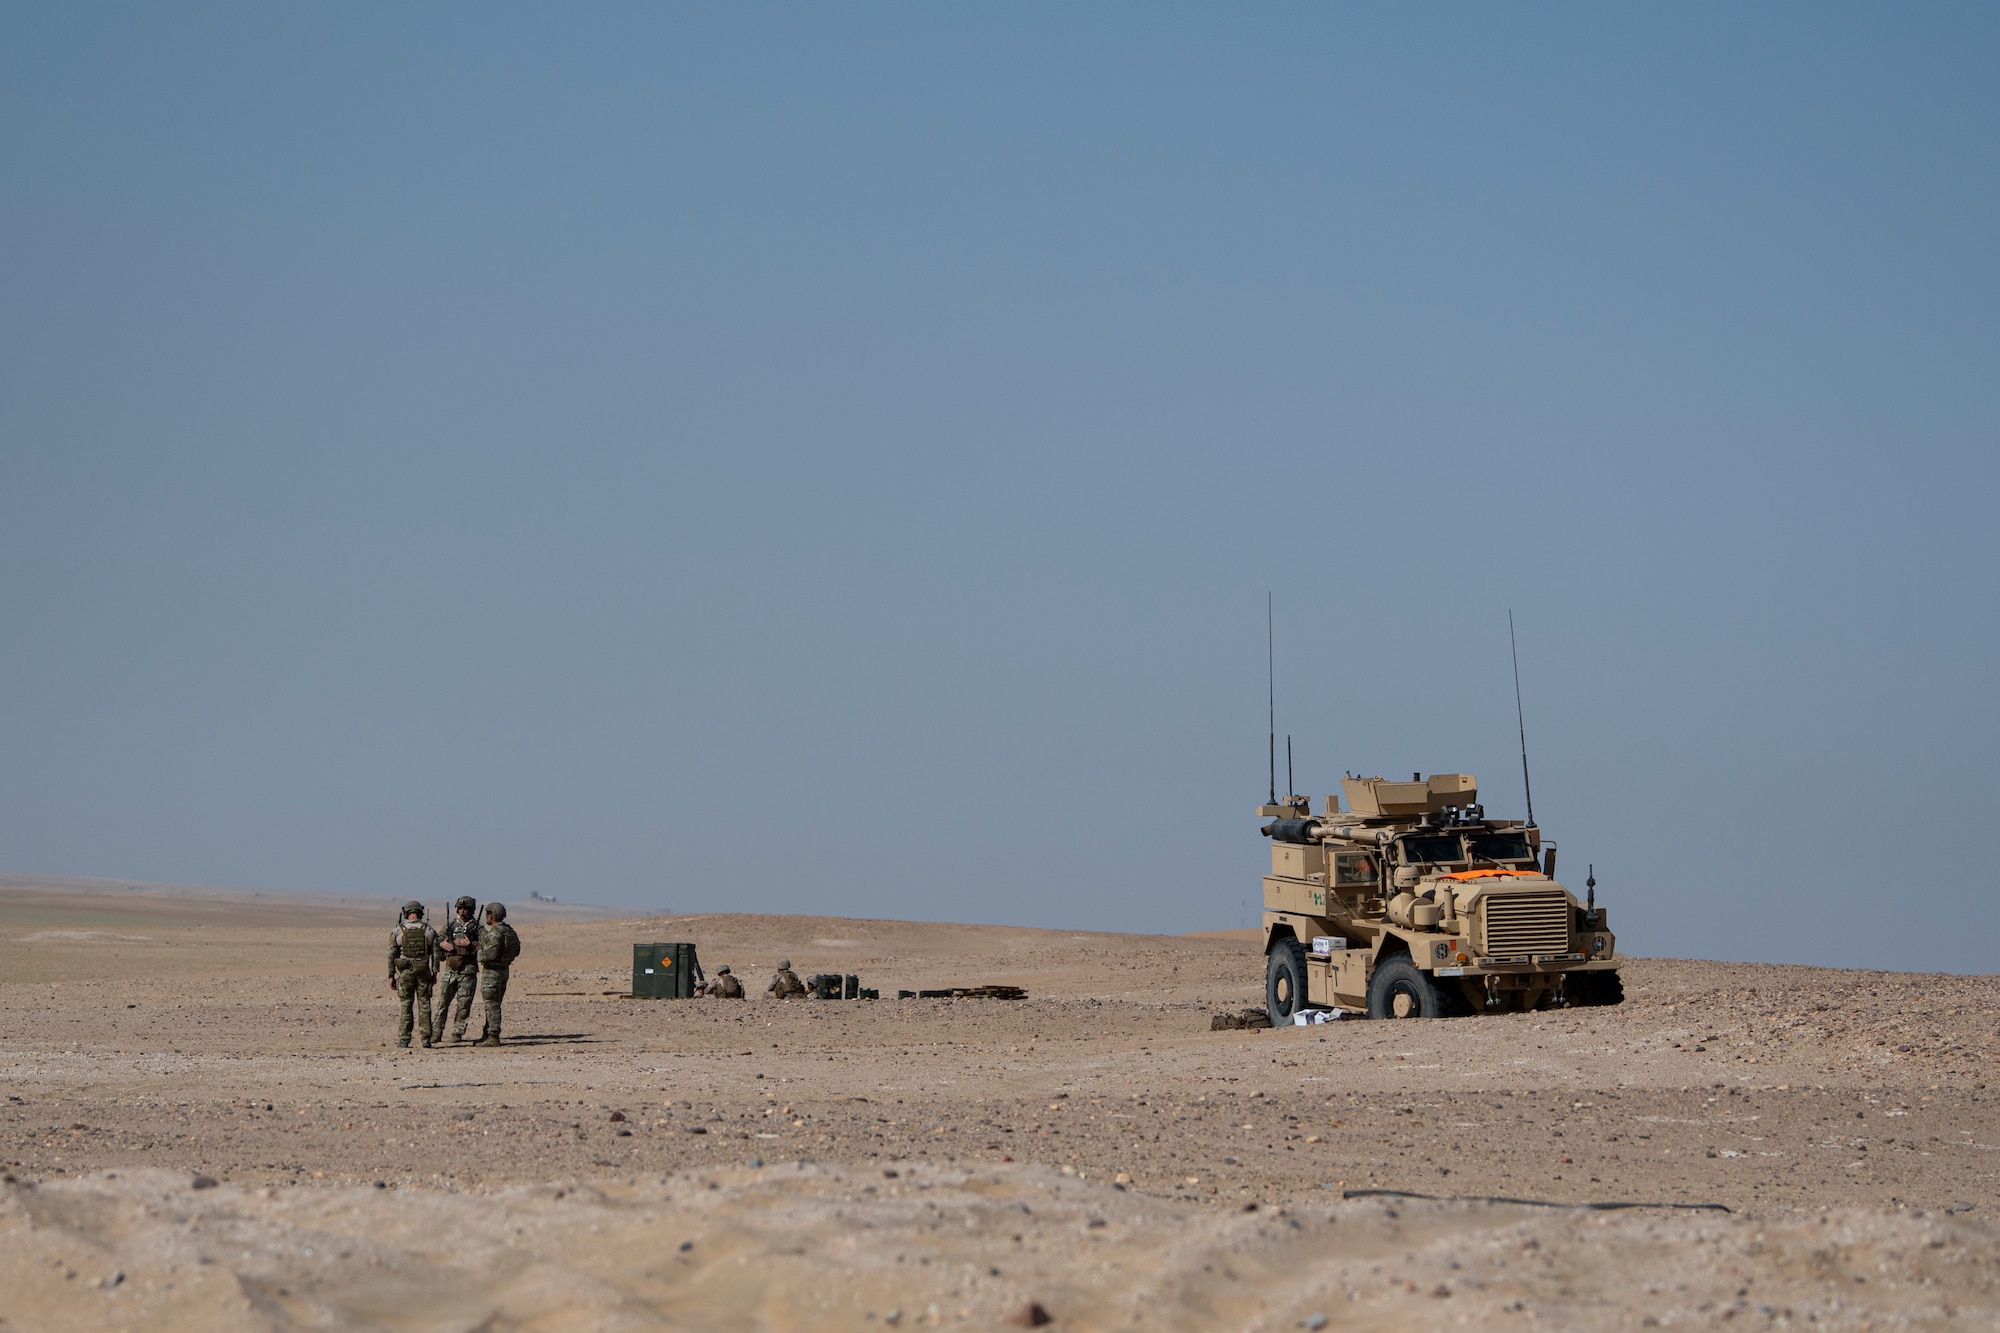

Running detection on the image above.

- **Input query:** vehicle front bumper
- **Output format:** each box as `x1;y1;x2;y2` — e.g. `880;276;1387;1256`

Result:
1432;955;1619;978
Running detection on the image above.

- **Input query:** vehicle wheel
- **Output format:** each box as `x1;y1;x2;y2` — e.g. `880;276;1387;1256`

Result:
1265;938;1309;1027
1367;957;1447;1020
1569;970;1624;1007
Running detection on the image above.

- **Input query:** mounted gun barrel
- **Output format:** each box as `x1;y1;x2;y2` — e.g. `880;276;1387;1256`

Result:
1261;817;1324;844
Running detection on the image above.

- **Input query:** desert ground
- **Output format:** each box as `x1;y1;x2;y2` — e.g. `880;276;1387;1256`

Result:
2;875;1997;1331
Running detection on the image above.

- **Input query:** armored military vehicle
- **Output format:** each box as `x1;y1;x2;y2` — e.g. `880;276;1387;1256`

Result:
1258;773;1620;1022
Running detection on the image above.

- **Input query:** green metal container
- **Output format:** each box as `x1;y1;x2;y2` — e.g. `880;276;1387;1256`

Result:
632;942;701;998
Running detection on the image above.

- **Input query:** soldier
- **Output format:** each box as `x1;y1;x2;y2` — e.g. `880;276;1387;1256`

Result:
766;958;806;998
708;964;744;998
473;901;522;1046
432;895;482;1044
387;901;439;1048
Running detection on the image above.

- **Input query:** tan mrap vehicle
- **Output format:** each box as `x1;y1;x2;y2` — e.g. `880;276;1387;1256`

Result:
1259;773;1621;1023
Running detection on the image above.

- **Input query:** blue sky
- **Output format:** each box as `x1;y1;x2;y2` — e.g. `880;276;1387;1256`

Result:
3;5;1995;970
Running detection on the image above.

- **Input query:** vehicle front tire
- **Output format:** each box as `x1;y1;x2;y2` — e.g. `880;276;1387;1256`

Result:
1366;957;1447;1020
1266;938;1309;1027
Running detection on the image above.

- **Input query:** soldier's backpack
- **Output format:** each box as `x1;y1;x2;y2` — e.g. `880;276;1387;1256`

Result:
494;924;521;967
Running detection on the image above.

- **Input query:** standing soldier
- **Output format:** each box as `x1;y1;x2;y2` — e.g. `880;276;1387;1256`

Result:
766;958;806;998
708;965;744;998
387;901;439;1048
432;895;482;1044
474;901;521;1046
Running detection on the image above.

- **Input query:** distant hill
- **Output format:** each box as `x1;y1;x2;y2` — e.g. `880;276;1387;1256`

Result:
0;872;625;929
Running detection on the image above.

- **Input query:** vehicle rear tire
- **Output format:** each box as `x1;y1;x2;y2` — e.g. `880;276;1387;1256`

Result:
1367;957;1447;1020
1568;970;1624;1007
1266;938;1309;1027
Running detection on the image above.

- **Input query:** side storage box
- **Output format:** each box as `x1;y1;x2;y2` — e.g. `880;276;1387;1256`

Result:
632;942;702;998
1270;843;1327;880
1308;950;1370;1009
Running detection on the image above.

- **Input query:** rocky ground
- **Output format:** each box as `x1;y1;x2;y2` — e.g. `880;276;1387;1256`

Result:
2;879;1997;1329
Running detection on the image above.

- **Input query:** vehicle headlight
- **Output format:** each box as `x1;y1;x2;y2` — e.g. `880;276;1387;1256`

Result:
1591;935;1607;954
1433;942;1451;960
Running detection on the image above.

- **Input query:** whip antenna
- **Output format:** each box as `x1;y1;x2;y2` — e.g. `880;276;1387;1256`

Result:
1509;609;1536;827
1266;592;1277;805
1286;735;1294;801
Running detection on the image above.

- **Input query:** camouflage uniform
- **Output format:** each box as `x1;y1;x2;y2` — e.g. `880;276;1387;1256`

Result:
766;959;806;998
387;904;440;1047
432;898;482;1042
709;966;744;999
475;903;522;1044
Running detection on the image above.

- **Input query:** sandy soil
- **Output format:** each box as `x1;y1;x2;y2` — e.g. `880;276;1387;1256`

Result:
3;878;1998;1330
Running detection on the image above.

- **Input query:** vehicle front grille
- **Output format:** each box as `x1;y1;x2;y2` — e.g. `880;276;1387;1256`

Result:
1480;890;1571;957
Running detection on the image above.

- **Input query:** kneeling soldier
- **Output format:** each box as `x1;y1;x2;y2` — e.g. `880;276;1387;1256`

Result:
388;901;439;1048
474;901;522;1046
432;894;481;1043
766;958;806;998
709;964;744;998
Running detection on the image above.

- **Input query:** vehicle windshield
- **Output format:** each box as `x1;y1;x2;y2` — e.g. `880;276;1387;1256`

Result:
1400;834;1464;865
1466;831;1535;863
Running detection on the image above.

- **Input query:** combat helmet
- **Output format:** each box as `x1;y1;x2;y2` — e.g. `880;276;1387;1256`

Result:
400;900;425;919
717;965;732;975
776;958;791;971
484;901;507;921
454;895;477;913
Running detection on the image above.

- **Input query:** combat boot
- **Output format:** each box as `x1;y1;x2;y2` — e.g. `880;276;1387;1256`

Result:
421;1037;434;1048
396;1039;410;1048
476;1034;500;1047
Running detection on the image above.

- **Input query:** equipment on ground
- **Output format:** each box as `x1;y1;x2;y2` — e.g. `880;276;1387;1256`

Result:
632;942;705;998
803;973;881;1000
898;985;1026;1000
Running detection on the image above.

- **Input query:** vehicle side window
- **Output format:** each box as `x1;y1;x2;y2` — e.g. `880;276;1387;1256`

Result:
1334;853;1377;887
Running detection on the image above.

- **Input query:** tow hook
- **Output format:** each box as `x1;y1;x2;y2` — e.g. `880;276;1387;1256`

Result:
1484;975;1502;1009
1552;974;1569;1008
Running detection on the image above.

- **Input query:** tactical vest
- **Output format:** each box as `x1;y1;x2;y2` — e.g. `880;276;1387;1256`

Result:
397;922;430;970
443;924;475;970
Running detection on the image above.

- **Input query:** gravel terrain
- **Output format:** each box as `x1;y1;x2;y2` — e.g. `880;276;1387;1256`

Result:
2;878;1997;1329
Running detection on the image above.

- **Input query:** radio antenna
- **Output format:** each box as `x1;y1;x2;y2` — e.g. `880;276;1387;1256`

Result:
1266;593;1277;805
1509;609;1536;827
1286;735;1294;801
